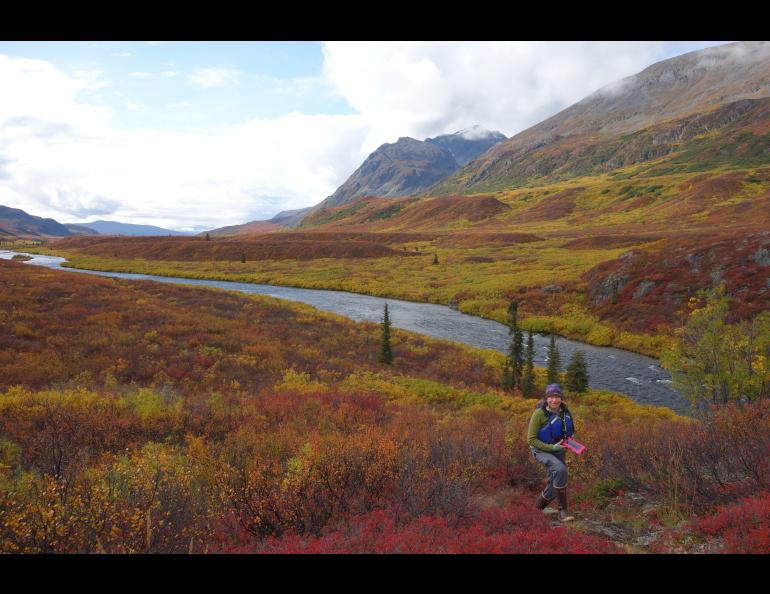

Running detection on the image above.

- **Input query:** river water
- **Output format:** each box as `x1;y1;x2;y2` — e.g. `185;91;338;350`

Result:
1;250;688;413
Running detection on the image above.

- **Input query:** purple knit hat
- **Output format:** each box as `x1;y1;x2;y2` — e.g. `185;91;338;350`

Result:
545;383;563;397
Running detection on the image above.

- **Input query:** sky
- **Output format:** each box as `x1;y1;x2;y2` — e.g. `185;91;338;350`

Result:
0;41;730;232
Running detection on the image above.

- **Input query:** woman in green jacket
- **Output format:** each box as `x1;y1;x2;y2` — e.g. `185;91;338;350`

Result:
527;383;575;522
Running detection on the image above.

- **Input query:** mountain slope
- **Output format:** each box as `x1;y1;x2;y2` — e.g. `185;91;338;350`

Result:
432;41;770;194
269;207;313;228
0;205;72;238
78;220;193;236
321;136;459;209
201;220;282;237
64;224;100;236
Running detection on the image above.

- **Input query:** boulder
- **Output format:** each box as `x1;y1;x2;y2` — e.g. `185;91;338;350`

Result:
752;246;770;266
540;284;563;294
633;280;657;300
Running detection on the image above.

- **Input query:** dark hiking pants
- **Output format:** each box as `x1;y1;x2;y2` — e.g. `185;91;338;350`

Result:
531;447;568;502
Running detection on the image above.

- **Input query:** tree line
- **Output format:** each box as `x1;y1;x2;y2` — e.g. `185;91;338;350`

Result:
499;299;588;397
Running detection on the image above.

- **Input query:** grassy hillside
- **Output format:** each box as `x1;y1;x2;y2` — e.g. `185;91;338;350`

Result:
430;97;770;195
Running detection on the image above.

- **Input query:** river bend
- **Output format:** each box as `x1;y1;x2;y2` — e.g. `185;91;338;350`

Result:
1;250;688;413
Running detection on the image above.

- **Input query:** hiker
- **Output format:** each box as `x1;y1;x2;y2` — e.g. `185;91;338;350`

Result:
527;383;576;522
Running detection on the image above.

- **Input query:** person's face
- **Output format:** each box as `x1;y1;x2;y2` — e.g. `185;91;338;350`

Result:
546;394;562;410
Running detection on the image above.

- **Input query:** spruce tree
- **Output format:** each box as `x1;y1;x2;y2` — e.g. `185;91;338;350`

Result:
205;233;211;241
522;330;536;397
547;332;561;384
501;362;513;391
503;299;524;391
432;253;439;265
378;303;393;365
565;350;589;393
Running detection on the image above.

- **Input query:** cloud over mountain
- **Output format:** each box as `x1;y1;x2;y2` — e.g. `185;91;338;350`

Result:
0;42;729;230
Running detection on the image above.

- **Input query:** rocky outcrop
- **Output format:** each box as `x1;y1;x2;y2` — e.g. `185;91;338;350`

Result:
583;233;770;334
753;247;770;266
633;280;657;300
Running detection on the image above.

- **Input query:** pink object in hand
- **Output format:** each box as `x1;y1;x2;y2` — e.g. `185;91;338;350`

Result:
561;437;586;455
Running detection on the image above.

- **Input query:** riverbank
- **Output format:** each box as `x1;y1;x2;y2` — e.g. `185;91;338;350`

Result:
3;249;689;413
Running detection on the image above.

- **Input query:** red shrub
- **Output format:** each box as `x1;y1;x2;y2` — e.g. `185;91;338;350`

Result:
688;491;770;553
253;504;623;554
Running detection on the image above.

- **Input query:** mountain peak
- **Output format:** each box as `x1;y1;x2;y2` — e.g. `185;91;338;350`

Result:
425;127;507;166
452;125;507;141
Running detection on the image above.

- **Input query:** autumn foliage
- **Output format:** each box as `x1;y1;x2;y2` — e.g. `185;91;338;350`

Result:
686;492;770;553
51;235;401;261
1;259;767;554
250;505;622;554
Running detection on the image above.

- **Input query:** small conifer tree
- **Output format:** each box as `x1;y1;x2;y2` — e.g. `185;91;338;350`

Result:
565;350;589;393
432;253;439;265
547;332;561;384
503;299;524;391
501;362;513;391
241;253;246;263
522;330;536;397
205;233;211;241
378;303;393;365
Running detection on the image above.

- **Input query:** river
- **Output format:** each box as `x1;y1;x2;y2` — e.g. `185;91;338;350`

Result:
1;250;688;413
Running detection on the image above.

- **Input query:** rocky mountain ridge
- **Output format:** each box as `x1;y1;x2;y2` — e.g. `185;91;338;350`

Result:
291;126;507;227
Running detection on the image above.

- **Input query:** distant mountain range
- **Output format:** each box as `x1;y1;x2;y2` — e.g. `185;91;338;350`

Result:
0;207;198;239
0;205;73;238
71;220;194;236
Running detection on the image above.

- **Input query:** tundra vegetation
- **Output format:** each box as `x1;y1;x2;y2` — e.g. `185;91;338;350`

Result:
2;259;769;554
34;165;770;360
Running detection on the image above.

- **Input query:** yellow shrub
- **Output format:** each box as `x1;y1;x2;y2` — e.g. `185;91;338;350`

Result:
586;324;615;346
274;368;328;394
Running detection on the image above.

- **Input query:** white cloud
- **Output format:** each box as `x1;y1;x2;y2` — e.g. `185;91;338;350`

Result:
259;74;337;98
321;41;679;152
0;54;368;228
0;43;734;230
0;55;113;137
187;67;240;89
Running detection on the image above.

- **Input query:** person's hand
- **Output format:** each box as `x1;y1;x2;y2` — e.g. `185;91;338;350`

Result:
551;443;565;452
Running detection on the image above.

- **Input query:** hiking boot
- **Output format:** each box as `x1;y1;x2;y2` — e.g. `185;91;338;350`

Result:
555;488;575;522
536;493;555;511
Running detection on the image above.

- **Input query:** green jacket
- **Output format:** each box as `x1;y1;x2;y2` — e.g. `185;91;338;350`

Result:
527;406;567;453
